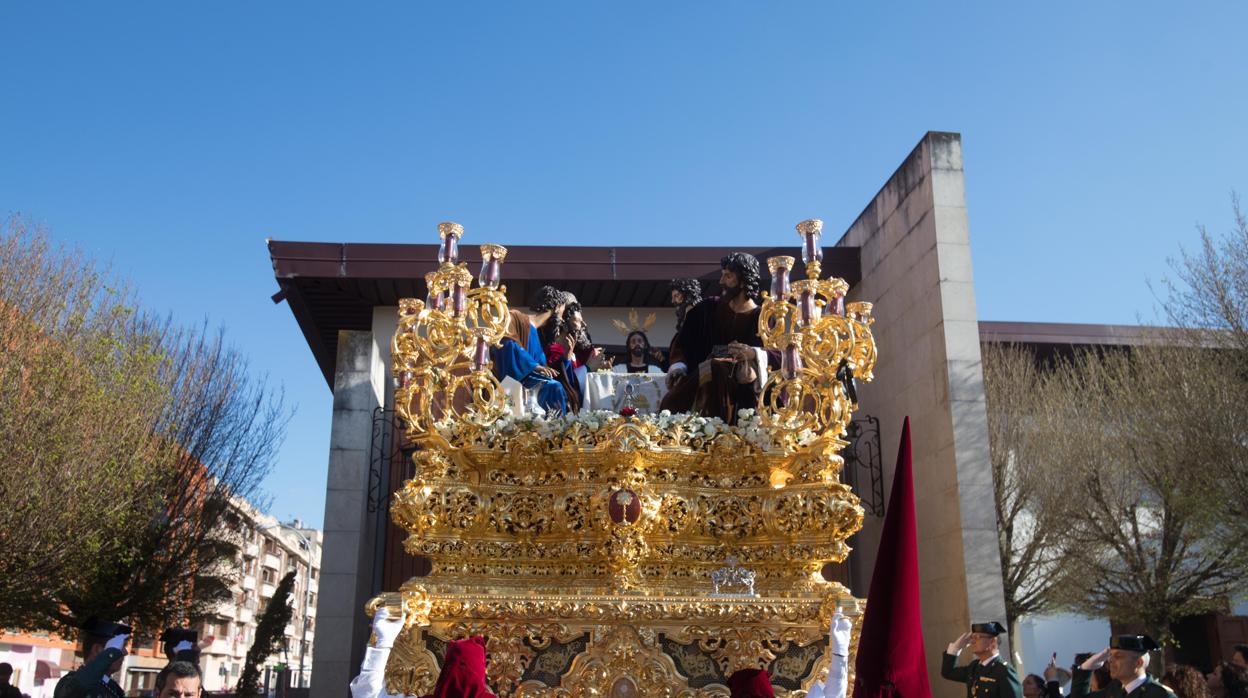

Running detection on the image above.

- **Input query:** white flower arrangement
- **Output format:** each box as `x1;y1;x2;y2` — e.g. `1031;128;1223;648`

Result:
437;407;819;452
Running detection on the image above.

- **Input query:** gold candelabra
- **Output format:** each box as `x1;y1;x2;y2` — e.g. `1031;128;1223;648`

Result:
757;219;876;460
392;223;512;444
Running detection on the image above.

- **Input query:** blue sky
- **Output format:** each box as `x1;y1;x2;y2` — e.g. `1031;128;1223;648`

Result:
2;3;1245;527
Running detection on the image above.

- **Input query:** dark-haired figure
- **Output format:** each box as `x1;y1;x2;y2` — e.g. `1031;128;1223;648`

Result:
1208;662;1248;698
493;285;570;415
669;278;702;334
1232;646;1248;671
154;662;200;698
547;304;613;412
659;253;770;424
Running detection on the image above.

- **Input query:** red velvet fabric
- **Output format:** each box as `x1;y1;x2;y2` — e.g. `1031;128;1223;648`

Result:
852;418;932;698
420;636;497;698
728;668;775;698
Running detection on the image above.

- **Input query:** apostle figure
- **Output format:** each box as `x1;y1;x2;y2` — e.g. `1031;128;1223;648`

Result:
492;285;569;415
660;253;771;423
547;302;612;412
669;278;703;334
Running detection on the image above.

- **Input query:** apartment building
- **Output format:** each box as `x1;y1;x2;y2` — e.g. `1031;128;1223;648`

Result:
0;500;321;697
200;502;322;693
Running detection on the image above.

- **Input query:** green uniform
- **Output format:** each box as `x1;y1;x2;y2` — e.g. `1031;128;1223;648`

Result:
1071;669;1176;698
941;653;1023;698
53;648;126;698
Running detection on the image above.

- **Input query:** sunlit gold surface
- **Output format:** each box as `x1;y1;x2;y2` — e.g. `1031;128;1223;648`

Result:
381;220;877;695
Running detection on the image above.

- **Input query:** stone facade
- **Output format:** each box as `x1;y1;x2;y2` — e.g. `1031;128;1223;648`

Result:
836;131;1008;697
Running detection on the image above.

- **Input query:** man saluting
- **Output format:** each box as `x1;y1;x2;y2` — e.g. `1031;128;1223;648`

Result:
941;622;1022;698
1071;635;1174;698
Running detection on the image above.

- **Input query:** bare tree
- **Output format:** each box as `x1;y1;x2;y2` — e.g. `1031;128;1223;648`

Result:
53;319;289;633
1047;343;1248;643
982;343;1078;654
1161;194;1248;357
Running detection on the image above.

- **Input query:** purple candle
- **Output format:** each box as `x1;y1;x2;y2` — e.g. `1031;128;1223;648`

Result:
472;336;491;371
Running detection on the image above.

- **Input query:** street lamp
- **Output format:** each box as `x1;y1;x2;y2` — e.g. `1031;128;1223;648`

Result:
257;522;315;690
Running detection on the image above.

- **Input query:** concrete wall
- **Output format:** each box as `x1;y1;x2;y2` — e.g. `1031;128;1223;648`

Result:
310;330;386;698
837;131;1008;697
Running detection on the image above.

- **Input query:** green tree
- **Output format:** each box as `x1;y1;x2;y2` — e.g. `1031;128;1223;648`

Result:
0;218;289;635
0;218;171;629
237;571;297;698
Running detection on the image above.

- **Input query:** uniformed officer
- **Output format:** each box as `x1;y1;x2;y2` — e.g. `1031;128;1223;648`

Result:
941;622;1023;698
1071;635;1175;698
54;618;131;698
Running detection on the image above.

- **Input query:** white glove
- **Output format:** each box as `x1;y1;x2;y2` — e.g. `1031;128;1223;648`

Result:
1080;648;1109;671
947;633;971;655
372;608;405;649
105;634;129;651
831;611;852;657
172;640;194;653
807;681;827;698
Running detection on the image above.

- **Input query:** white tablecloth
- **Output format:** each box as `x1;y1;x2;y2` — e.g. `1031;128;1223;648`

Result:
584;371;668;413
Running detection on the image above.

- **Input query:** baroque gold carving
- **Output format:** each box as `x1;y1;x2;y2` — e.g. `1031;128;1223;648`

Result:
381;219;877;695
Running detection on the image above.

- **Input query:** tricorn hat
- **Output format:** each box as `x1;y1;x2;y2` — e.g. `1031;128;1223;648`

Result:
1110;635;1159;652
81;617;131;639
971;622;1006;636
160;628;199;662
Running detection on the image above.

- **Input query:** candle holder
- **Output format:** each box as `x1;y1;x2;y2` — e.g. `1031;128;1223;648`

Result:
393;222;512;438
757;219;875;455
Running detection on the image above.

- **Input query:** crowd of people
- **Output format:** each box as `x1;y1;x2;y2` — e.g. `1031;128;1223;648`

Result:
943;623;1248;698
23;619;205;698
491;251;772;424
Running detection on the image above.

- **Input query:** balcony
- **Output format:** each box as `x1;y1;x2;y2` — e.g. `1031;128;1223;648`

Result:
263;553;281;570
244;543;259;558
215;602;236;619
207;637;233;656
284;624;296;637
261;583;276;598
238;608;253;624
242;577;256;591
308;577;318;593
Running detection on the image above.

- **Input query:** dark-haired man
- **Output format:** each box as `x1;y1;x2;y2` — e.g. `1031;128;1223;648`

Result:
54;619;130;698
1232;644;1248;670
941;622;1023;698
669;278;702;334
659;253;769;423
154;662;200;698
